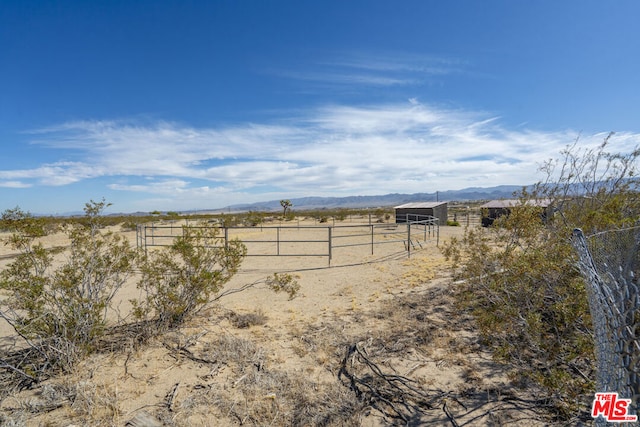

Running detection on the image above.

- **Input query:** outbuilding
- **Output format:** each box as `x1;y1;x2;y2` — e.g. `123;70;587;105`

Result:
395;202;448;225
480;199;552;227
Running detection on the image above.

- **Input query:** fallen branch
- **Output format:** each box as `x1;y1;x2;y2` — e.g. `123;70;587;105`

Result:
338;341;450;423
165;382;180;412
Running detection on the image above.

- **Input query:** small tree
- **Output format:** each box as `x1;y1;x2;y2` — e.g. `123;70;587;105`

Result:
0;199;137;375
280;199;293;218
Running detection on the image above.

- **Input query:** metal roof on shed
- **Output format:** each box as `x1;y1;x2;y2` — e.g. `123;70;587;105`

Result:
394;202;447;209
480;199;551;209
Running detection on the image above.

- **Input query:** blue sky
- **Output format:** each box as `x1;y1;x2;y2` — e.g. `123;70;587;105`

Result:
1;1;639;214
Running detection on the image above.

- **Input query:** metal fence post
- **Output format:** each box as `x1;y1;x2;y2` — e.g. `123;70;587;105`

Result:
407;222;411;258
143;225;148;256
371;224;374;255
328;226;332;266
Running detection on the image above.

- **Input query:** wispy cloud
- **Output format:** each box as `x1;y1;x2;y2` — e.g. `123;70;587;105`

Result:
323;51;467;75
275;70;420;87
0;181;32;188
270;51;465;89
0;161;97;186
5;100;639;210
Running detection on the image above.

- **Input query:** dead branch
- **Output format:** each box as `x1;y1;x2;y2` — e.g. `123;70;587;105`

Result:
338;341;451;423
165;382;180;412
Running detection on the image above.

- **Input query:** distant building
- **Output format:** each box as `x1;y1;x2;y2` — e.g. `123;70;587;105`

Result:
395;202;448;225
480;199;552;227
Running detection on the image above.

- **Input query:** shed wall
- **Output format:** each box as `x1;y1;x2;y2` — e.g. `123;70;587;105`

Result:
395;205;448;225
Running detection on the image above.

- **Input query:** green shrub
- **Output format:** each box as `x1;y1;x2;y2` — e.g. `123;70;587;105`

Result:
442;137;640;420
134;225;247;330
0;200;137;375
266;273;300;300
245;211;264;226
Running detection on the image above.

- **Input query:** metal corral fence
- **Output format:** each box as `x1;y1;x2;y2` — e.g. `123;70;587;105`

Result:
136;215;438;266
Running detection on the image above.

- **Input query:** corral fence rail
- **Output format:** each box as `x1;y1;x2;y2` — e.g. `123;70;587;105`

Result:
136;214;439;266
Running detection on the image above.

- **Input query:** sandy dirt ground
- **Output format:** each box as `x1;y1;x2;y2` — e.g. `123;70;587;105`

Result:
0;219;547;426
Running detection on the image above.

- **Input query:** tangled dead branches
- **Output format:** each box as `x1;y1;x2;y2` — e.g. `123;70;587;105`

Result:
338;340;554;426
338;340;461;425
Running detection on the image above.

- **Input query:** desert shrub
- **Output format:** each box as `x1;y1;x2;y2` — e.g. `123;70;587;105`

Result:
335;211;347;221
218;213;238;227
265;273;300;300
0;200;137;376
446;220;460;226
245;211;264;226
198;335;363;426
229;309;268;329
442;136;640;421
134;225;247;330
120;220;139;231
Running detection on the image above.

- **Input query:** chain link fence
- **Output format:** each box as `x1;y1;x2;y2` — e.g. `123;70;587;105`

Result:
572;227;640;422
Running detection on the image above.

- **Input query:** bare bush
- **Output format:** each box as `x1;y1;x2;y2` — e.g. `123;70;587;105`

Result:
229;309;268;329
197;334;364;426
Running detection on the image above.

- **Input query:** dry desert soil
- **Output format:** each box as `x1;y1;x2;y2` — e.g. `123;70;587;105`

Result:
0;218;548;426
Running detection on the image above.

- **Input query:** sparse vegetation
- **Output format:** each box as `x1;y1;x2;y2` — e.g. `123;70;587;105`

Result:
443;136;640;421
229;309;268;329
134;225;247;330
0;199;136;377
265;272;301;300
245;210;264;226
5;169;625;425
0;208;560;425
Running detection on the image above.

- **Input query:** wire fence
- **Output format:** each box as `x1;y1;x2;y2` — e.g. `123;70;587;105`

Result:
572;226;640;423
136;216;439;266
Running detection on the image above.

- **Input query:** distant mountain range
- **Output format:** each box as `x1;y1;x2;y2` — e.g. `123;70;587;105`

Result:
200;184;527;214
46;185;527;217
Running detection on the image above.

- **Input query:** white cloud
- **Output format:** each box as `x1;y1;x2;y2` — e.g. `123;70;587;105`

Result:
0;161;98;186
107;179;191;194
0;181;32;188
267;51;466;91
4;100;638;210
327;52;466;75
274;70;420;87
